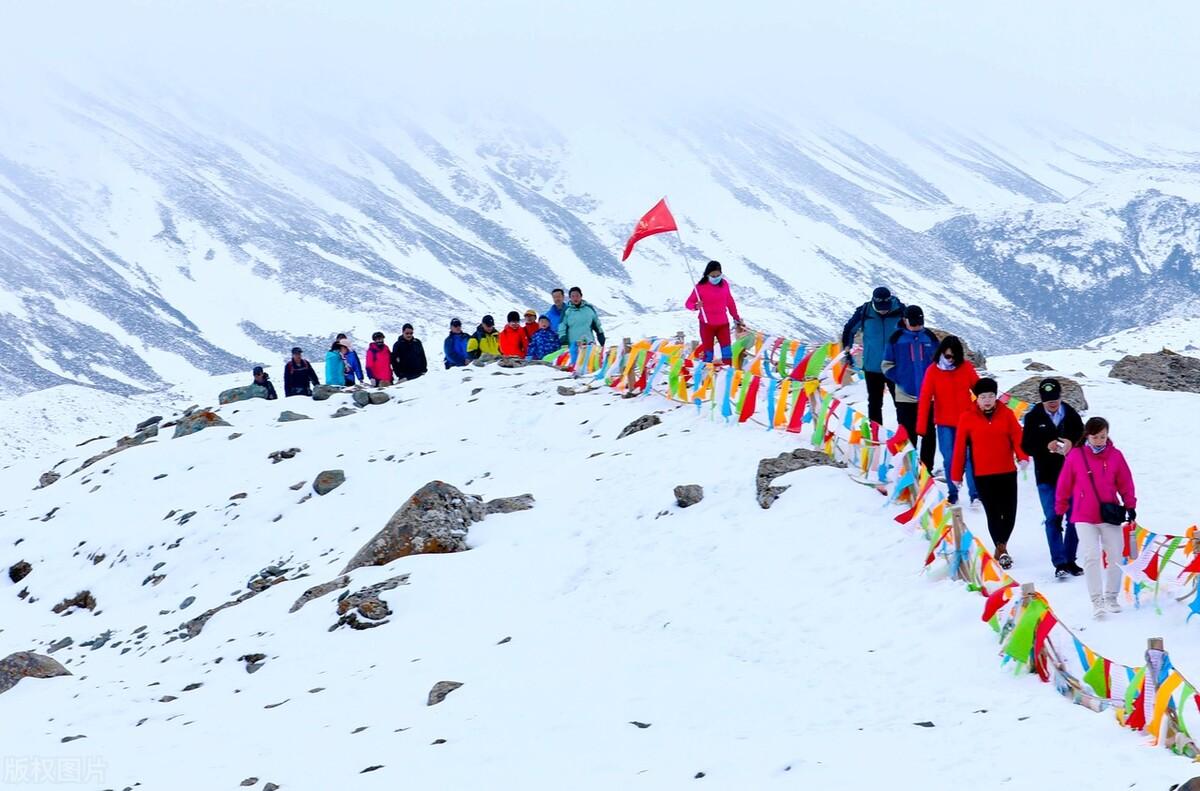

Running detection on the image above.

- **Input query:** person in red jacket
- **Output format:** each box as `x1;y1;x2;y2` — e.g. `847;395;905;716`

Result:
685;260;745;366
498;311;529;357
365;332;393;386
522;309;539;341
917;335;980;506
951;377;1030;569
1055;417;1137;618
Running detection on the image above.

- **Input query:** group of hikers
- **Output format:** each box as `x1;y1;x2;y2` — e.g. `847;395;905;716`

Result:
246;261;1135;620
843;285;1136;619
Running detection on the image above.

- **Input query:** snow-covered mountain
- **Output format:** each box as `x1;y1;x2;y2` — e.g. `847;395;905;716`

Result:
3;84;1200;397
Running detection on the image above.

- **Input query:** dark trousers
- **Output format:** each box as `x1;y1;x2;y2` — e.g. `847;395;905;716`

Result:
975;471;1018;549
1037;482;1078;567
895;402;938;471
864;371;896;427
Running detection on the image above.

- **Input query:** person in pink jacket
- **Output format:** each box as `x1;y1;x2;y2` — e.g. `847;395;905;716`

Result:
1055;416;1137;619
365;332;393;386
685;260;745;366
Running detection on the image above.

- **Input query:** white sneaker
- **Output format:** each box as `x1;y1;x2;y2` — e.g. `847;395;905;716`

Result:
1103;594;1122;613
1091;596;1105;619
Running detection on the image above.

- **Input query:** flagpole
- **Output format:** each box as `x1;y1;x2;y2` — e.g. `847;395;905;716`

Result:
663;198;709;326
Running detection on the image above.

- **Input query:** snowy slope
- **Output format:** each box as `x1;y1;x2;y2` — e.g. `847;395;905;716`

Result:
3;84;1200;397
1;358;1198;790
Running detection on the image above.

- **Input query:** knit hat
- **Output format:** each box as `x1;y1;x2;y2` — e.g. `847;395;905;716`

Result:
972;377;998;396
872;286;892;303
1039;378;1062;402
450;318;462;328
903;305;924;326
507;311;520;323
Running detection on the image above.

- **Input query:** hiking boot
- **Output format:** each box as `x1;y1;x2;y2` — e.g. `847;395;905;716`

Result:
1092;596;1105;619
1054;566;1069;580
1066;562;1084;577
997;553;1013;570
1103;594;1122;613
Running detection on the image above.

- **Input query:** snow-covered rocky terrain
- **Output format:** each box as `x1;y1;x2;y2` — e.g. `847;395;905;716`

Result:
3;318;1200;790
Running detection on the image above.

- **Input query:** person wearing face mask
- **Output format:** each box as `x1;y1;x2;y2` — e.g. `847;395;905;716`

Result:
951;377;1029;570
917;335;981;506
841;286;906;426
1055;417;1137;618
685;260;745;366
1021;378;1085;579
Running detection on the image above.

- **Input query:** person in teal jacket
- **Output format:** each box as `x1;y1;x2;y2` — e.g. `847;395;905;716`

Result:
841;286;905;425
324;341;348;386
557;286;606;347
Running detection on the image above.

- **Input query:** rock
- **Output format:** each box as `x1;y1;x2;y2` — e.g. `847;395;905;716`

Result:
0;651;71;694
311;385;341;401
330;575;410;631
239;653;266;673
928;328;986;370
617;414;662;439
427;680;463;706
368;392;390;405
36;471;60;489
1024;361;1052;372
279;410;311;422
757;450;843;509
1109;349;1200;394
497;357;530;368
239;778;258;787
289;575;350;613
353;391;371;407
172;411;232;439
629;721;652;729
268;448;301;464
1173;778;1200;791
179;596;196;610
8;561;31;584
219;384;270;405
60;734;86;743
47;637;72;654
484;494;536;515
265;784;280;791
313;470;346;496
136;415;163;432
289;481;306;490
228;432;243;440
51;590;96;614
1006;375;1089;411
331;406;357;418
674;484;704;508
230;492;247;500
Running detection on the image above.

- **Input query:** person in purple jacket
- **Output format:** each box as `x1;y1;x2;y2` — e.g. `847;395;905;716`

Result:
1055;416;1137;619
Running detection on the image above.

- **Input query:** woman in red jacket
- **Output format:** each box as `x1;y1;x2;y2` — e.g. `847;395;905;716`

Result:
951;377;1030;569
917;335;980;505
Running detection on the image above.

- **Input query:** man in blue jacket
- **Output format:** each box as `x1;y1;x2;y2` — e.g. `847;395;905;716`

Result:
545;288;567;334
443;318;469;369
841;286;906;426
882;305;939;470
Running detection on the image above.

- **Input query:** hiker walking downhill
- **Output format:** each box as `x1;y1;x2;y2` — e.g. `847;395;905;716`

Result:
1055;417;1137;619
1021;378;1085;579
366;333;394;386
951;377;1029;570
558;287;605;347
391;324;427;381
918;335;981;507
283;347;320;397
882;305;938;471
444;318;469;369
841;286;905;426
685;260;745;366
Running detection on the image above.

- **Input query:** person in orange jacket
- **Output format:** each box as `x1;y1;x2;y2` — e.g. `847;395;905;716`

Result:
917;335;980;506
498;311;529;357
522;309;539;341
951;377;1030;569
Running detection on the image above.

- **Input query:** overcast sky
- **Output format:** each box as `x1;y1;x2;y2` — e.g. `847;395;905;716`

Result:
4;0;1199;128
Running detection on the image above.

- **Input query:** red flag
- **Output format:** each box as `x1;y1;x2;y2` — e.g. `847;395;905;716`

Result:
621;198;678;261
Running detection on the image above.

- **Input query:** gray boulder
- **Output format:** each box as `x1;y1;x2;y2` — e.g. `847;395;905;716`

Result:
1024;361;1052;372
484;494;536;515
312;385;341;401
618;414;662;439
219;384;270;405
0;652;71;695
290;576;350;613
1109;349;1200;394
368;392;390;405
339;482;483;574
353;391;371;407
1007;375;1089;411
36;471;60;489
136;415;163;432
330;574;410;631
313;470;346;496
331;406;357;419
172;411;231;439
427;680;463;706
674;484;704;508
8;561;31;584
757;450;843;509
279;410;311;422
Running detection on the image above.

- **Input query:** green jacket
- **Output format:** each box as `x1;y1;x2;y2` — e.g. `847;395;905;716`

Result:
558;301;606;346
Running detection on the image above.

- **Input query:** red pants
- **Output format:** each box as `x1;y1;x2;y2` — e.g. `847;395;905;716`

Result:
699;322;732;364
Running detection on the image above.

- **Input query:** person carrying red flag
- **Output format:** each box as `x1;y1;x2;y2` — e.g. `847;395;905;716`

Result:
685;261;744;366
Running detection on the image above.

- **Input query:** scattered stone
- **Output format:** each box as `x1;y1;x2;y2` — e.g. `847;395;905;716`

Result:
756;449;843;509
1024;361;1052;372
60;735;86;743
153;474;168;480
431;739;447;745
913;721;936;728
1006;375;1089;411
0;652;69;694
52;590;96;615
484;494;536;515
427;680;463;706
1109;349;1200;394
630;721;652;729
264;699;289;709
219;384;270;405
694;772;706;779
172;410;231;439
331;406;357;419
269;448;301;464
330;575;409;631
289;576;350;613
159;695;178;703
47;637;72;654
136;415;163;432
239;653;267;674
116;423;158;447
239;778;258;787
471;387;484;396
313;470;346;495
80;630;113;650
35;471;60;489
289;481;306;491
265;783;280;790
179;596;195;610
278;411;311;422
617;414;661;439
182;682;203;692
556;385;577;396
311;385;341;401
368;392;390;405
8;560;31;584
497;636;512;645
230;492;247;500
353;391;371;407
228;432;243;440
674;484;704;508
361;765;384;773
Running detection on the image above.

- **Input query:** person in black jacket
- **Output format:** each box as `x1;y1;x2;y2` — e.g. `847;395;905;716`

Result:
282;347;319;397
391;324;428;381
251;366;278;400
1020;378;1085;579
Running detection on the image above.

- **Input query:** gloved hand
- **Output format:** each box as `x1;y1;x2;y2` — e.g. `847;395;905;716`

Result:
1126;508;1137;523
